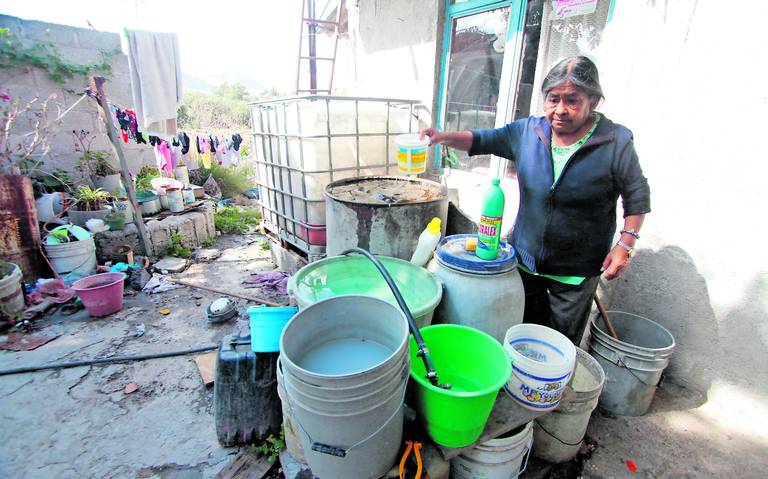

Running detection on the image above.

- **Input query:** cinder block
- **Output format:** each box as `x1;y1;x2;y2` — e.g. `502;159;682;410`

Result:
17;19;79;48
0;15;24;35
75;29;121;51
108;55;130;78
186;211;209;244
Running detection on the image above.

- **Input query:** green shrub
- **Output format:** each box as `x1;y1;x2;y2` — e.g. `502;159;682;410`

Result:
214;206;261;234
164;231;191;258
194;164;254;198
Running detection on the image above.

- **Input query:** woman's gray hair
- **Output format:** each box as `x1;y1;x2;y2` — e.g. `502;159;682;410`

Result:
541;56;604;103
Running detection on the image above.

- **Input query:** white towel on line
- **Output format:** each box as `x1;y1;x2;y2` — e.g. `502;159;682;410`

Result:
126;29;183;137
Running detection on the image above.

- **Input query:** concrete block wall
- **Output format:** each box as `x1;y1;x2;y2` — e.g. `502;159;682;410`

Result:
95;205;215;260
0;14;154;177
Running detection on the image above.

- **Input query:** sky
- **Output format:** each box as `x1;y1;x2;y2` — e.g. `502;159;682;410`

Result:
1;0;305;94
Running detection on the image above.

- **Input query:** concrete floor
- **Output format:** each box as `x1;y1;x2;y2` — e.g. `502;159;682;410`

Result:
1;233;763;479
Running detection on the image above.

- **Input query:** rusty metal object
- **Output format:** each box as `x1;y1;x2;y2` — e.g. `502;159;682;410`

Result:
0;175;44;282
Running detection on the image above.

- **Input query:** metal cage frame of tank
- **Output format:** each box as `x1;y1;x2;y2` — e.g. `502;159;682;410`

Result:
249;95;422;259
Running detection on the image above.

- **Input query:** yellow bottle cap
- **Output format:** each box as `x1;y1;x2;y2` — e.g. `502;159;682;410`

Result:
427;217;441;234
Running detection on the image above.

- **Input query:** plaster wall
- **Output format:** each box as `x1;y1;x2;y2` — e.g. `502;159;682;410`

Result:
0;14;154;177
336;0;440;120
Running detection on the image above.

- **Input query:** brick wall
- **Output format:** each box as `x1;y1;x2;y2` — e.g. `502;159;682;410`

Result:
0;14;155;177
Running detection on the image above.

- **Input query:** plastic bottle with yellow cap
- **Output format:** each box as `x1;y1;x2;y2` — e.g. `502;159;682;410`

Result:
410;217;442;267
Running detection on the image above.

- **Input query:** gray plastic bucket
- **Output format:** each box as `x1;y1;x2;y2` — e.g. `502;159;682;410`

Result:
533;348;605;463
279;295;410;479
44;237;97;276
451;422;533;479
589;311;675;416
277;358;307;464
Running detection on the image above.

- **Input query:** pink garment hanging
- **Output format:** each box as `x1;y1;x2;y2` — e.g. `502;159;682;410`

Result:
157;141;173;175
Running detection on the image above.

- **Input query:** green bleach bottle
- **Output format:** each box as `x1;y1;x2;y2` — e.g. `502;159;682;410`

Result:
477;178;505;260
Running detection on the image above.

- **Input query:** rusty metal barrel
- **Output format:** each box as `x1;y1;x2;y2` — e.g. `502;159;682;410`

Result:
0;175;43;282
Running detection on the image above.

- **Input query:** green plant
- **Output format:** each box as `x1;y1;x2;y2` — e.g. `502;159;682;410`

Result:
135;167;159;193
193;164;253;197
214;206;261;234
259;240;270;251
200;237;217;248
164;231;191;258
73;129;117;177
74;185;110;211
252;431;284;462
0;27;118;85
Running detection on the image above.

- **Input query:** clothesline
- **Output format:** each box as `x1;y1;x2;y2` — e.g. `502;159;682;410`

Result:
106;100;244;174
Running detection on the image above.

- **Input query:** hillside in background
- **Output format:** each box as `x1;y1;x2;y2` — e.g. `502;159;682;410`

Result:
177;82;282;131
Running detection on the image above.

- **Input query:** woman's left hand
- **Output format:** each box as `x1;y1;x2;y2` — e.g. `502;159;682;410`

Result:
600;247;630;280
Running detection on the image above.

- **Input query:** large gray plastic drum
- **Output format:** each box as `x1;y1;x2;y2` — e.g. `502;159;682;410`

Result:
428;234;524;343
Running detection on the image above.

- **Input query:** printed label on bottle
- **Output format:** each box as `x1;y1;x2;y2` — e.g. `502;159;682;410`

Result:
478;215;502;250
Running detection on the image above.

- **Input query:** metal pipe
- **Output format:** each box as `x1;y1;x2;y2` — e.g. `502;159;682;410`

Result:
0;345;218;377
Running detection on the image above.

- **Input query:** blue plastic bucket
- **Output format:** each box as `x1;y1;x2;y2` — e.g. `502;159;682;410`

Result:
248;305;298;352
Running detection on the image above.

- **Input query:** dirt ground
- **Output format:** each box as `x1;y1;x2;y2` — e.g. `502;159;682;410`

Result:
2;233;764;479
0;233;282;479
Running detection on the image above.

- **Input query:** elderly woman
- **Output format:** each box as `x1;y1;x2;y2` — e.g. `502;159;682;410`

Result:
420;56;650;344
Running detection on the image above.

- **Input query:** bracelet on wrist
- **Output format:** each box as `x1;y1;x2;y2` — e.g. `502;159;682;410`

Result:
616;240;635;256
620;228;640;239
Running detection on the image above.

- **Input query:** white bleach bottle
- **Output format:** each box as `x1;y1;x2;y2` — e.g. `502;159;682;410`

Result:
410;217;442;267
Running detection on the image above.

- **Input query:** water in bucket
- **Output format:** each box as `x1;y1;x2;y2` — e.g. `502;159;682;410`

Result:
299;338;393;375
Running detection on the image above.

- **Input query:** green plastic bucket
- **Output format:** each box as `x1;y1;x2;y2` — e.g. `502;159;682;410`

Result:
409;325;511;447
288;254;442;328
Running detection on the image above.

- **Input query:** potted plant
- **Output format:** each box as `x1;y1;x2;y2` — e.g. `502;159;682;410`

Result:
73;130;122;195
68;185;112;227
134;168;161;215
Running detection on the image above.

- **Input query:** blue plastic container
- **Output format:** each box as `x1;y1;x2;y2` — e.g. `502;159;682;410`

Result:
248;305;298;352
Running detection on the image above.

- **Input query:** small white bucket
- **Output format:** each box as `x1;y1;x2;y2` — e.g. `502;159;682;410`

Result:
166;188;185;213
504;324;576;411
395;134;429;175
174;166;190;186
451;422;533;479
156;187;169;210
0;262;25;318
182;188;196;205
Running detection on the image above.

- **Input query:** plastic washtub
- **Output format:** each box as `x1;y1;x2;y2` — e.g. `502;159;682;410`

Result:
287;254;442;328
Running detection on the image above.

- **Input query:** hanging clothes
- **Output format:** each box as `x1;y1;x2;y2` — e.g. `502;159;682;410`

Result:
200;136;212;168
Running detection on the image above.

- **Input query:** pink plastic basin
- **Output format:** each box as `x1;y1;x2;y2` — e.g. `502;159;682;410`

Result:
72;272;126;317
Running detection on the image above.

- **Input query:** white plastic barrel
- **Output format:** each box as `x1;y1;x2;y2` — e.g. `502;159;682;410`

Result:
428;235;524;343
451;422;533;479
504;324;576;411
166;188;185;213
395;133;429;175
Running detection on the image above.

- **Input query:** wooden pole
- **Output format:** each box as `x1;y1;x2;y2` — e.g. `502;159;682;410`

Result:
89;76;153;257
594;294;620;340
166;278;287;307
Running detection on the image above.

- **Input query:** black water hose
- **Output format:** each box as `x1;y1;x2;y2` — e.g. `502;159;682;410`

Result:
0;344;218;377
340;247;450;389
